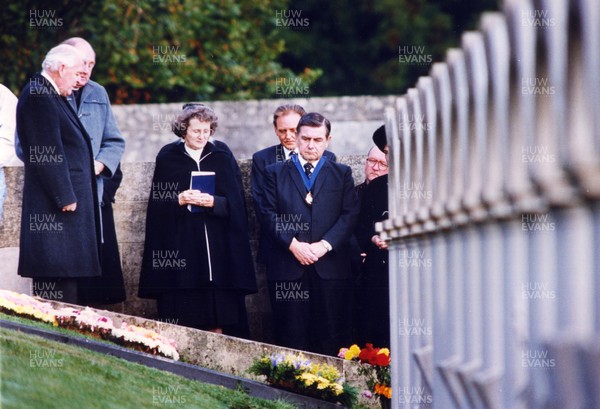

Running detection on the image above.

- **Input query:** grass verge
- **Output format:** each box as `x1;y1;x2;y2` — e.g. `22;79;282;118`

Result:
0;326;295;409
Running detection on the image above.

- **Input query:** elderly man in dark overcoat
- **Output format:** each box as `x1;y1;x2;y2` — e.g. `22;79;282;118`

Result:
17;44;101;303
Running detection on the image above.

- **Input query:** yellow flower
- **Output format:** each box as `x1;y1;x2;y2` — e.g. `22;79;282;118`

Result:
331;383;343;396
344;344;361;360
316;376;330;389
377;348;390;356
298;372;317;387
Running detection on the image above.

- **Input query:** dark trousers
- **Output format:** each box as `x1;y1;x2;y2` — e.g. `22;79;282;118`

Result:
269;267;352;355
32;277;79;304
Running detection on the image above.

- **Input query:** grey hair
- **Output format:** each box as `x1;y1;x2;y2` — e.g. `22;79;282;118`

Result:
172;105;219;138
41;44;84;72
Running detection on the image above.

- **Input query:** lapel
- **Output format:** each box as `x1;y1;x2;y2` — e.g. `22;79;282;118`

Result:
78;83;95;109
284;160;308;199
65;92;78;112
35;74;81;130
274;144;286;163
55;92;83;131
311;157;331;198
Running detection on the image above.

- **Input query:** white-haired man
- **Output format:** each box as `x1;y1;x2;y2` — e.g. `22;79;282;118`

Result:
61;37;126;305
16;44;102;303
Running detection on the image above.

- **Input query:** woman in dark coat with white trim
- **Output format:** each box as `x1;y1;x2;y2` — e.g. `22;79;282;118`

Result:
138;105;256;334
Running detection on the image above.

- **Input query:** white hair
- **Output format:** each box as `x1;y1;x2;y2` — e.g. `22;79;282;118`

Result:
41;44;84;72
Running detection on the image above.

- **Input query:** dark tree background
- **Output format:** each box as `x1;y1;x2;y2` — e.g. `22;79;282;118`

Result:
277;0;499;96
0;0;498;103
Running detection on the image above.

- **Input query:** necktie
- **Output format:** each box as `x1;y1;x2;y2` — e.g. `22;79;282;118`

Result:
304;163;314;179
289;151;297;160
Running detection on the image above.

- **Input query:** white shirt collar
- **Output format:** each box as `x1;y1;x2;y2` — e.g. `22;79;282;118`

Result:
41;71;60;95
184;143;203;163
298;154;320;168
282;146;298;160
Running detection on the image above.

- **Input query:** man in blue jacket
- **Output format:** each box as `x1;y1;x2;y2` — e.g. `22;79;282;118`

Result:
251;104;336;265
263;112;359;354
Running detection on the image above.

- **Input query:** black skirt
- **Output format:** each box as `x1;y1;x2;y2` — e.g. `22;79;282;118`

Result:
156;288;240;330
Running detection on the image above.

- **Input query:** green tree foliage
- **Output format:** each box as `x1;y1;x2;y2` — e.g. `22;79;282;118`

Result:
277;0;499;96
0;0;321;103
1;0;498;101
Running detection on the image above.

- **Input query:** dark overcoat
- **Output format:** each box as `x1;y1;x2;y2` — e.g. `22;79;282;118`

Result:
355;174;390;346
138;140;257;298
17;73;101;278
250;144;336;264
262;158;359;281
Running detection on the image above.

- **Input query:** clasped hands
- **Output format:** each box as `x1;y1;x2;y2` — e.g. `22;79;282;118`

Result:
178;189;214;208
289;237;328;265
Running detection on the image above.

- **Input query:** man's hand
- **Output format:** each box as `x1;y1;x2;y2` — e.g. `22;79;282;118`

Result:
62;202;77;212
308;241;328;259
289;238;319;265
371;234;388;249
94;160;105;176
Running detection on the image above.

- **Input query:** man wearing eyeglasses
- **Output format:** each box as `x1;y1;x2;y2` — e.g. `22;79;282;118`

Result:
356;145;389;203
251;104;336;265
354;125;391;347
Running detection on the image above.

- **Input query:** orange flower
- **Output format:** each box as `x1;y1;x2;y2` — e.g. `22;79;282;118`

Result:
374;383;392;399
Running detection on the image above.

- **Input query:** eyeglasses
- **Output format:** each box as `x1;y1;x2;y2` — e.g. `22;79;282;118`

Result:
366;158;388;169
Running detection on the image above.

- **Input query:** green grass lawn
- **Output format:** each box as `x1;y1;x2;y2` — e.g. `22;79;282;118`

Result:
0;327;295;409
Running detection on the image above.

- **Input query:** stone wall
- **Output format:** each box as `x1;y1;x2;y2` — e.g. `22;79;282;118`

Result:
111;95;394;162
0;156;367;342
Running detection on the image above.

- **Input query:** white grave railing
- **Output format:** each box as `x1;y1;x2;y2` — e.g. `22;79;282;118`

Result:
378;0;600;408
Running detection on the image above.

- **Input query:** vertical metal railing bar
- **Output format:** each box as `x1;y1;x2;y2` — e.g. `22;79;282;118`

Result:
431;63;453;229
565;0;600;195
473;222;504;409
387;97;413;409
430;62;457;409
385;105;401;226
461;32;488;222
413;77;437;402
481;13;511;218
502;4;540;408
458;31;489;409
406;88;422;233
446;49;469;227
503;0;542;214
399;98;412;237
418;76;437;232
389;238;411;409
404;90;425;401
503;220;530;409
469;13;511;409
439;48;471;409
546;206;595;409
530;0;575;206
